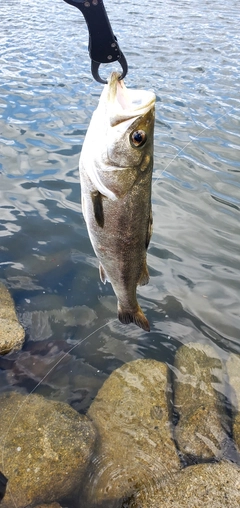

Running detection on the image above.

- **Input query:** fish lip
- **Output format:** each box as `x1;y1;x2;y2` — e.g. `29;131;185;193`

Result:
106;72;156;120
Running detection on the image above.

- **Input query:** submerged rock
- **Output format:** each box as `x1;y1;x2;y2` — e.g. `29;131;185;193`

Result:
126;461;240;507
34;504;62;508
173;343;228;460
225;353;240;453
0;392;96;508
86;359;180;505
0;282;25;354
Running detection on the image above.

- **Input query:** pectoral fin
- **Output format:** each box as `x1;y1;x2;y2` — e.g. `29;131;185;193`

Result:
145;209;153;249
91;191;104;228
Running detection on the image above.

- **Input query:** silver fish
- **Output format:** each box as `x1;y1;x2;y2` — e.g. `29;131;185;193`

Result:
80;72;155;331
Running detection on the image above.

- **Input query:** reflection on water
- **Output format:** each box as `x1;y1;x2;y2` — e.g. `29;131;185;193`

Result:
0;0;240;504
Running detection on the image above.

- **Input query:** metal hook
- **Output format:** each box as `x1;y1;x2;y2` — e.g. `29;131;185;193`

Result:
91;51;128;84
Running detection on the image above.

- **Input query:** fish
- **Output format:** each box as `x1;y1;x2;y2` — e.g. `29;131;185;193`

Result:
80;72;155;331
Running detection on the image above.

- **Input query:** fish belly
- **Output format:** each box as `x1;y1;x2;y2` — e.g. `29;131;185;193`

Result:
80;166;152;332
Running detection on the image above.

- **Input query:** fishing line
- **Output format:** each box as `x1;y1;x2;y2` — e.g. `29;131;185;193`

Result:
1;318;117;507
153;105;235;186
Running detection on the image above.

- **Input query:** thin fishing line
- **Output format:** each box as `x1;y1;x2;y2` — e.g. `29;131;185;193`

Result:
1;318;117;508
153;105;235;186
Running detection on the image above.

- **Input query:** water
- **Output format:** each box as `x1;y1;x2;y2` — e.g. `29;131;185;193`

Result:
0;0;240;501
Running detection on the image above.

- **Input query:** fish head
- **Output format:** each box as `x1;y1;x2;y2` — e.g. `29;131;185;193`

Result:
81;72;156;200
103;72;156;170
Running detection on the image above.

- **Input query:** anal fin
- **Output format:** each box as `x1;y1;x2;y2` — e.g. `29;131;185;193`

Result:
99;263;108;284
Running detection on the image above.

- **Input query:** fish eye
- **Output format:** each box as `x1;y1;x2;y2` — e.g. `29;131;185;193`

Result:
130;130;147;148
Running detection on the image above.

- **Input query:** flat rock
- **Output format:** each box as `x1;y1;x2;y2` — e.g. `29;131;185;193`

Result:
86;359;180;505
225;354;240;452
126;461;240;507
173;343;228;460
0;282;25;354
0;392;96;508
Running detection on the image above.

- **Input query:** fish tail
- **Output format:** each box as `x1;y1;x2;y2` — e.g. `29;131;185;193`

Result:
118;303;150;332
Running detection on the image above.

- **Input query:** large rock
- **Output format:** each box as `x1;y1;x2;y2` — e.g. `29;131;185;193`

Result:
126;461;240;507
0;282;25;354
0;392;96;507
173;343;229;460
225;353;240;452
34;504;62;508
86;359;180;505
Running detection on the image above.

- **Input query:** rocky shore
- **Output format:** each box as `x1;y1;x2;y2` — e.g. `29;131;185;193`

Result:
1;283;240;507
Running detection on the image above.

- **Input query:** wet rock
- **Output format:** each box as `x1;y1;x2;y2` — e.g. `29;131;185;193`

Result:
0;282;25;355
225;354;240;452
34;504;62;508
173;343;228;460
86;359;180;505
22;305;97;342
126;461;240;507
0;392;96;508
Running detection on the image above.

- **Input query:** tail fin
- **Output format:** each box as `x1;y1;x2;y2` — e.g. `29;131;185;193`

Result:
118;303;150;332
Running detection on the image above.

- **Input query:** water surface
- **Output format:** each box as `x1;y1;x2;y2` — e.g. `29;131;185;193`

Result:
0;0;240;501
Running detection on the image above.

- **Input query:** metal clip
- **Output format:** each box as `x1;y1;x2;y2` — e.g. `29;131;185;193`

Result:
63;0;128;84
91;51;128;84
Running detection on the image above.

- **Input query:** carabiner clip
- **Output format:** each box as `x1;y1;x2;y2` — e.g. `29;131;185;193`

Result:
91;50;128;84
63;0;128;84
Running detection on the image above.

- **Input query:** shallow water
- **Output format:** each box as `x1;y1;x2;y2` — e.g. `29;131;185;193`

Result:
0;0;240;503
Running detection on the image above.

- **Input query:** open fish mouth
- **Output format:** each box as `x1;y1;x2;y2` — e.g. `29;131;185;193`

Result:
106;72;156;125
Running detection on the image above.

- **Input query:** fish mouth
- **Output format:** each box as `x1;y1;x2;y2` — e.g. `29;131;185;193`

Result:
106;72;156;125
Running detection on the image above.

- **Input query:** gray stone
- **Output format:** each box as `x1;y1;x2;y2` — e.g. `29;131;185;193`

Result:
173;343;228;460
225;354;240;452
0;392;96;508
86;359;180;505
0;282;25;354
127;461;240;508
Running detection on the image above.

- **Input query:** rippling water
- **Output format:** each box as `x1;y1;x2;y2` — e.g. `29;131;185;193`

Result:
0;0;240;501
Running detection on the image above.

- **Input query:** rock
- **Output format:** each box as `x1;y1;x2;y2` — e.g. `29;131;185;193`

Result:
22;305;97;342
126;461;240;507
0;282;25;354
173;343;228;460
0;392;96;508
34;504;62;508
233;413;240;454
86;359;180;505
225;354;240;452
